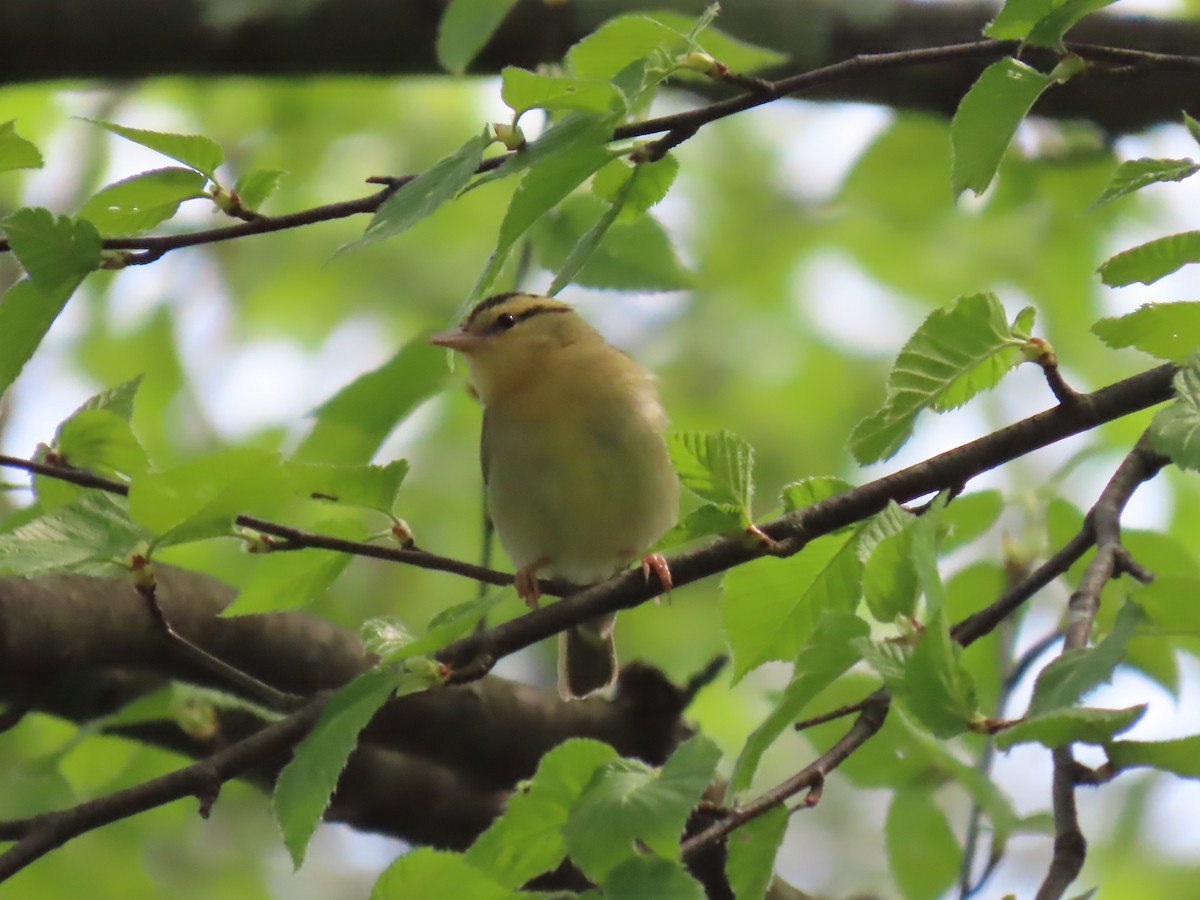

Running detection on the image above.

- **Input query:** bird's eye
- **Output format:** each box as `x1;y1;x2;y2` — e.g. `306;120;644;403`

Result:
495;312;517;330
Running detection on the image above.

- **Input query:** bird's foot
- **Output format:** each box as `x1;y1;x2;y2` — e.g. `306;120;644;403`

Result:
642;552;673;601
514;558;550;608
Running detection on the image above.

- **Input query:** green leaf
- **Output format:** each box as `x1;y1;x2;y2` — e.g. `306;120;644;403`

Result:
727;612;868;797
725;806;787;900
1027;600;1146;716
0;279;78;399
43;408;148;481
375;591;506;662
721;530;862;681
1186;112;1200;147
647;11;787;75
547;183;629;296
1093;302;1200;362
563;735;721;881
536;196;692;292
287;460;409;515
1026;1;1118;46
372;848;522;900
0;492;149;577
233;168;286;211
601;856;704;900
858;502;920;622
1094;157;1199;207
900;610;978;738
566;15;686;81
850;294;1033;463
77;167;208;235
885;788;960;900
501;67;621;117
225;519;367;615
780;477;854;513
128;447;294;548
995;704;1145;749
466;739;618;888
294;338;448;464
475;124;616;298
592;155;679;214
951;58;1053;198
349;132;492;252
275;666;425;869
1107;734;1200;778
84;119;223;179
4;207;102;294
435;0;520;74
652;503;745;552
667;430;755;513
941;490;1003;551
74;376;143;422
1136;576;1200;634
1149;352;1200;471
0;120;43;172
1099;230;1200;287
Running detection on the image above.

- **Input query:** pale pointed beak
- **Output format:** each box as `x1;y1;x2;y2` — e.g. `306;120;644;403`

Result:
428;327;482;352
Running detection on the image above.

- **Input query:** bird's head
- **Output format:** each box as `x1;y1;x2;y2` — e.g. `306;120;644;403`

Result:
429;293;600;402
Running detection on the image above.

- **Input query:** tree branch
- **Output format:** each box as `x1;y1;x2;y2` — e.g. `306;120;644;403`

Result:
1035;433;1167;900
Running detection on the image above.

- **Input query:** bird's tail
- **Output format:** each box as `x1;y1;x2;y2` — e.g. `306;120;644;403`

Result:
558;614;617;699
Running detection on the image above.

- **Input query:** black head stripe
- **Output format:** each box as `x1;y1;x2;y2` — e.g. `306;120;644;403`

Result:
464;292;523;327
513;305;570;325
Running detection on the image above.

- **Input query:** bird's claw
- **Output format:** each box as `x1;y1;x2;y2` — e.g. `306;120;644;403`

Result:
642;552;673;602
515;559;549;608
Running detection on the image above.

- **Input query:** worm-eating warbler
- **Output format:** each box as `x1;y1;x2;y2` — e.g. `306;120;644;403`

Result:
430;293;678;698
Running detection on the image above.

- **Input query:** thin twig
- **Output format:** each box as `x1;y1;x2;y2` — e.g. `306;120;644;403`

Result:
1035;433;1168;900
0;697;327;881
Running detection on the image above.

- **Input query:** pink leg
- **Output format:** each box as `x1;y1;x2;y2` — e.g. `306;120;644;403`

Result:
514;557;550;607
641;552;673;597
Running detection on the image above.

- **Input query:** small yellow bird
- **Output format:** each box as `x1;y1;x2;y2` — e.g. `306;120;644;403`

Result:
430;293;679;698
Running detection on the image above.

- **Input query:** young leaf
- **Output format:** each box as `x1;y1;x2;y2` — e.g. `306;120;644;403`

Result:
1026;0;1119;46
563;735;720;881
1099;230;1200;287
128;447;294;548
4;207;102;293
652;503;745;552
294;338;448;464
1107;734;1200;778
501;67;620;118
667;430;755;514
232;168;286;211
1092;302;1200;362
849;294;1033;463
886;788;960;900
566;15;686;80
900;610;979;738
474;129;616;298
536;195;692;292
78;167;208;235
224;519;367;615
466;739;618;888
0;492;149;577
1094;157;1199;207
1027;600;1146;716
435;0;520;74
287;460;409;515
951;58;1053;198
84;119;223;179
600;856;704;900
0;280;79;399
648;10;787;74
721;530;863;681
725;806;788;900
727;612;868;797
995;704;1145;750
547;183;628;296
348;131;492;252
378;591;506;661
592;155;679;213
371;848;521;900
858;503;920;623
1149;352;1200;471
48;408;149;479
275;666;425;869
73;375;144;422
986;0;1061;39
941;490;1003;551
0;120;43;172
780;476;854;513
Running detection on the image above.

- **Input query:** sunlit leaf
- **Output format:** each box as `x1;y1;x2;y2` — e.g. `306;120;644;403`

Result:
1100;231;1200;287
0;120;43;172
436;0;521;74
1093;302;1200;362
78;167;208;235
1094;157;1199;207
84;119;224;179
1149;352;1200;471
